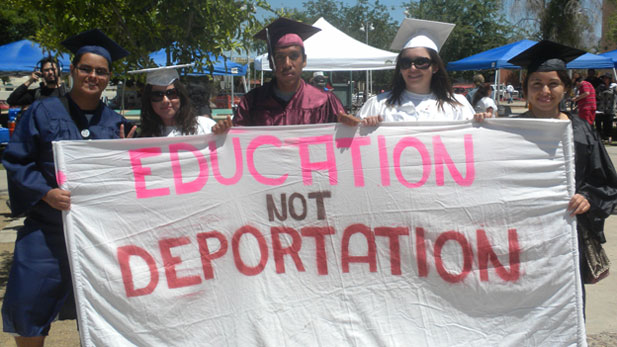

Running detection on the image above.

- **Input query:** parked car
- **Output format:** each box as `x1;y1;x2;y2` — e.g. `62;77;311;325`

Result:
452;83;474;96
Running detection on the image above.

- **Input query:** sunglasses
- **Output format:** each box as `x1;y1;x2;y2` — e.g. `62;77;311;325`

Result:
150;88;179;102
399;57;433;70
76;65;110;76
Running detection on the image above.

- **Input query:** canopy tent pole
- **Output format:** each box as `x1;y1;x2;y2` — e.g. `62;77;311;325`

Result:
121;78;126;113
493;70;500;104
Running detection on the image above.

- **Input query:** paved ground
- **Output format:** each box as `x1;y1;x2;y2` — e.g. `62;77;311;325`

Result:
0;103;616;346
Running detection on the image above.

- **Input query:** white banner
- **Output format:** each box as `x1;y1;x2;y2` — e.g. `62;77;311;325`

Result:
53;119;586;346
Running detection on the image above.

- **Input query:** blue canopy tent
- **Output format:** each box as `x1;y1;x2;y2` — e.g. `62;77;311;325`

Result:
446;40;537;71
601;49;617;64
148;48;247;76
446;40;537;102
566;53;614;69
0;39;71;74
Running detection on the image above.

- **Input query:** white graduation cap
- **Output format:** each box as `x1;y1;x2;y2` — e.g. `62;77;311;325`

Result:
127;63;194;86
390;18;455;52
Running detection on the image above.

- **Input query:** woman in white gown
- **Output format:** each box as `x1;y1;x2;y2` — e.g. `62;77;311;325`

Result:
134;64;231;137
341;19;474;126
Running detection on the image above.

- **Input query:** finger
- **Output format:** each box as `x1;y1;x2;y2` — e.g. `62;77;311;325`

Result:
126;125;137;138
119;124;126;138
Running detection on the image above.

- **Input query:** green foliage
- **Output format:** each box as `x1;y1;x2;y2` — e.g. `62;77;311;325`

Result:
8;0;270;77
511;0;595;49
0;0;40;45
401;0;511;64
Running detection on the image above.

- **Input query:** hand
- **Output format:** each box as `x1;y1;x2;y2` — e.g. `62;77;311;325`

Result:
26;71;41;86
337;111;362;126
568;193;590;216
212;116;232;134
473;112;493;122
361;116;382;126
119;124;137;139
42;188;71;211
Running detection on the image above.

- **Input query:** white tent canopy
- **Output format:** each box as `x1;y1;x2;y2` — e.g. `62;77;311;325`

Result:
254;17;398;72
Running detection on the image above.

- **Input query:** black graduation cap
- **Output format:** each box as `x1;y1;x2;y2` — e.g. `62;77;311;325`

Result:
61;29;129;63
507;40;586;73
254;18;320;70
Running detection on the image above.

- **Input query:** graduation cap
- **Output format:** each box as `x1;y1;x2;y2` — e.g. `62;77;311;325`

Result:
61;29;129;63
391;18;455;52
128;63;194;86
507;40;586;73
254;18;320;49
254;18;320;70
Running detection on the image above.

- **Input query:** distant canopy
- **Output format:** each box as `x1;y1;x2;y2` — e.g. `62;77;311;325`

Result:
0;39;71;74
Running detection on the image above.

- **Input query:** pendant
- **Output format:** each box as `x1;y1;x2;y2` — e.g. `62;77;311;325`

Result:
81;129;91;138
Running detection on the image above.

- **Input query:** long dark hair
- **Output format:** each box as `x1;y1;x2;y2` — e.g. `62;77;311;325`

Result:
472;83;492;108
140;79;198;137
386;48;461;111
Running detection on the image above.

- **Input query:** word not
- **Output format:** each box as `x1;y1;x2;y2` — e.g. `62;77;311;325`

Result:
117;224;520;297
266;191;331;221
128;134;475;199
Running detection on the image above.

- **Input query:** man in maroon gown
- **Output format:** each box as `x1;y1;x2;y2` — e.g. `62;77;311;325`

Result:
234;18;345;126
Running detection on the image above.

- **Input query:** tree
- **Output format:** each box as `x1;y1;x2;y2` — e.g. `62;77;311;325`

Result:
509;0;599;49
402;0;511;64
605;0;617;51
0;4;39;45
7;0;270;75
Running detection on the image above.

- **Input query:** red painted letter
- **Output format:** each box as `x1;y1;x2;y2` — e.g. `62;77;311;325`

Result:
271;227;305;274
341;224;377;273
477;229;520;282
375;227;409;275
117;245;159;297
160;237;202;289
197;231;228;280
434;231;473;283
301;226;335;275
232;226;269;276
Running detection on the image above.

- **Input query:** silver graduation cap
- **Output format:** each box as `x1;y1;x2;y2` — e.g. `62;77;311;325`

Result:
127;63;194;86
391;18;455;52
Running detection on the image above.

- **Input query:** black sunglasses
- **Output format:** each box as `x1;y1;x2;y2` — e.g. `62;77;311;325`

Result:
150;88;179;102
399;57;433;70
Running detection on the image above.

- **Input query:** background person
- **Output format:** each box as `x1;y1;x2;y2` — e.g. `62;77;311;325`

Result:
346;18;474;126
465;73;485;104
596;73;617;143
507;40;617;312
572;76;597;125
7;56;67;107
506;83;514;103
234;18;347;126
472;82;498;117
1;29;135;347
132;64;231;137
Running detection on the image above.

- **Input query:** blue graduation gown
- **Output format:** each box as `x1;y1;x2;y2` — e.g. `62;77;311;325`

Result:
1;95;130;336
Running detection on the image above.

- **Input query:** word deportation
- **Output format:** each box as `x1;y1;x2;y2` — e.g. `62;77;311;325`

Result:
117;224;520;298
128;133;475;198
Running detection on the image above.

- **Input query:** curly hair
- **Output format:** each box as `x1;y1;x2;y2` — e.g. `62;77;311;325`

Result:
139;79;198;137
386;48;461;111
